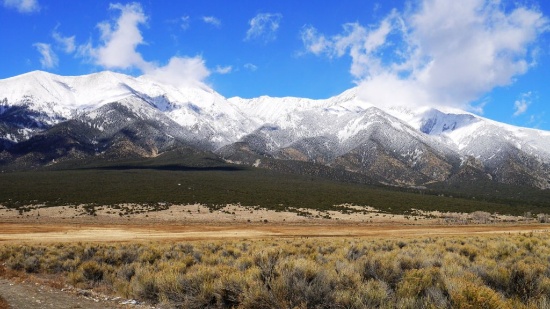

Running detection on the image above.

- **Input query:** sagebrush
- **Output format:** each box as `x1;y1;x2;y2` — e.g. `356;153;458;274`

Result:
1;233;550;308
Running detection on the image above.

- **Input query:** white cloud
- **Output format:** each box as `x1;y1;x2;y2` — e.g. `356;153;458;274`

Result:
52;31;76;53
301;26;329;55
302;12;402;81
145;56;210;88
88;2;149;71
3;0;39;13
80;2;210;88
180;15;190;30
244;63;258;71
302;0;548;111
245;13;282;42
513;92;532;116
214;65;232;74
202;16;221;27
33;43;58;68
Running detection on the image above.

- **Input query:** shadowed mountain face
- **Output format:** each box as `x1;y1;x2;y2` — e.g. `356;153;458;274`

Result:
1;71;550;190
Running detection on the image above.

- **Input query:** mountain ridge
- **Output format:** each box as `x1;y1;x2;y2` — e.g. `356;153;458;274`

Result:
1;70;549;189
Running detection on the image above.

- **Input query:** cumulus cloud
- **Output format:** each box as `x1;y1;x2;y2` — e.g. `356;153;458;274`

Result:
145;57;210;88
52;31;76;53
245;13;282;42
89;2;149;71
33;43;58;68
302;0;549;111
513;92;533;116
202;16;221;27
214;65;232;74
3;0;39;13
80;2;210;88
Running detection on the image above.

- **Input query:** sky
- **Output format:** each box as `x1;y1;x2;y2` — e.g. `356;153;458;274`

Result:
1;0;550;130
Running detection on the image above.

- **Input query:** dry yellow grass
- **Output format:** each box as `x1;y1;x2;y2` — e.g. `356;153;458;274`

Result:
1;232;550;308
1;221;548;244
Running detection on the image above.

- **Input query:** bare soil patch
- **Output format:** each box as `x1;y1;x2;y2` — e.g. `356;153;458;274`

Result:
0;295;8;309
0;278;137;309
0;203;533;226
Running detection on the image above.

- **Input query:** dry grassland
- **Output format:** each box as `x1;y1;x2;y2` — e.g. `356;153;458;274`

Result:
1;203;550;308
0;203;546;243
1;233;550;308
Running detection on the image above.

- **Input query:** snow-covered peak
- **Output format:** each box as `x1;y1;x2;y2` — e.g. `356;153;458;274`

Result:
228;87;375;124
0;70;225;110
2;70;550;159
0;71;258;146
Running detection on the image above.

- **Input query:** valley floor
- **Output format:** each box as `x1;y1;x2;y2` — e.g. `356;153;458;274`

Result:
0;203;547;243
1;206;549;309
0;222;549;244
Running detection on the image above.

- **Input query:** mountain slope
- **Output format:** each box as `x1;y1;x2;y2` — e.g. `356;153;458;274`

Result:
1;71;549;190
0;71;256;149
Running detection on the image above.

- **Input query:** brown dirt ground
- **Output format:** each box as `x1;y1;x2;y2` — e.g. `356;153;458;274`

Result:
0;278;145;309
0;265;153;309
1;221;549;244
0;295;8;309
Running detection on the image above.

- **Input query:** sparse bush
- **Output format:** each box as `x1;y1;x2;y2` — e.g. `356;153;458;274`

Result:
537;213;549;223
345;245;365;261
131;268;159;303
80;260;104;283
5;255;24;271
117;263;135;282
23;256;40;273
214;271;246;308
447;276;508;309
397;267;448;307
254;249;280;287
459;245;478;262
361;254;403;289
508;260;546;302
271;258;335;308
361;279;390;308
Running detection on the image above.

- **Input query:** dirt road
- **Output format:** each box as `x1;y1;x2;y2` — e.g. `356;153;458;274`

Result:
0;278;129;309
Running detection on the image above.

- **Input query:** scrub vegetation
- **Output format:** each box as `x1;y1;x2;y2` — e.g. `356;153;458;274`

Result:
1;234;550;308
1;166;549;216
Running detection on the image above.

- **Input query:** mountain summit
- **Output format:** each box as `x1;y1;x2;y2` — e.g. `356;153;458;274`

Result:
1;71;549;189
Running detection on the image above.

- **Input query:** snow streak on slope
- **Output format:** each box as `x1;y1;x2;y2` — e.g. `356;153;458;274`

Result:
231;88;550;161
1;70;550;188
0;71;256;147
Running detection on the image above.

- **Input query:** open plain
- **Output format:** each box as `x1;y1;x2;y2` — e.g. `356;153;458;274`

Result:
1;222;549;244
2;204;550;309
0;203;547;243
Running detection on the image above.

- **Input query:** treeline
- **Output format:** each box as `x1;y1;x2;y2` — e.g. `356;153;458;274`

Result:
2;166;548;215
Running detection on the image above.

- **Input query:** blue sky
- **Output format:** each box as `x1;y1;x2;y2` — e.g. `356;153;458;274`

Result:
1;0;549;130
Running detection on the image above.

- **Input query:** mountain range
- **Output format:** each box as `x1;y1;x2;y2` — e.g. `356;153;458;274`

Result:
1;70;549;191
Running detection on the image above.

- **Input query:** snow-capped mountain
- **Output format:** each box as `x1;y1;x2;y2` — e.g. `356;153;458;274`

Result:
1;71;549;189
0;70;256;148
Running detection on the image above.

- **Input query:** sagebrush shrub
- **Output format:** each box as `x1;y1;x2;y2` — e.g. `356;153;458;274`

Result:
1;234;550;308
80;260;104;283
